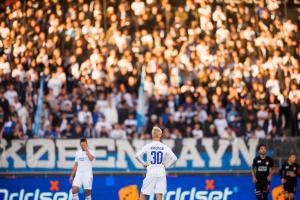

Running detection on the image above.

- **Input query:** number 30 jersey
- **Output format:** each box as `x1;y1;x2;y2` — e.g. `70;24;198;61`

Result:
135;141;177;177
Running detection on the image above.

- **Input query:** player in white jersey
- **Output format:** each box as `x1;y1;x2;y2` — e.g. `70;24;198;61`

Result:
135;126;177;200
69;138;95;200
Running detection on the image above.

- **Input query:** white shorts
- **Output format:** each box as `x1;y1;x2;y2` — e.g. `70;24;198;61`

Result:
141;176;166;195
72;173;93;190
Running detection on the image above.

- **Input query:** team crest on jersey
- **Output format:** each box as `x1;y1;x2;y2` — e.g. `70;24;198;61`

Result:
286;166;289;169
266;162;269;165
294;167;296;170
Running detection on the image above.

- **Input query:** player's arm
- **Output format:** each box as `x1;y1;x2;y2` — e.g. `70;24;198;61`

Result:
69;162;78;183
267;159;275;181
280;164;286;184
86;149;95;161
135;146;148;168
164;148;177;168
251;159;257;183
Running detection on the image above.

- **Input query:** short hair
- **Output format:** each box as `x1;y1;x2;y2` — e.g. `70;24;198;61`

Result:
152;126;162;138
258;144;266;151
288;153;296;157
80;138;87;143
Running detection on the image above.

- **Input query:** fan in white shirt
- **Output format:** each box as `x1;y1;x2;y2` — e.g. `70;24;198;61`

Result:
4;84;18;105
131;0;145;16
109;124;127;140
104;100;118;125
192;124;204;139
257;105;268;127
214;112;228;138
48;72;63;97
0;56;11;75
78;105;93;125
94;117;112;137
255;126;266;139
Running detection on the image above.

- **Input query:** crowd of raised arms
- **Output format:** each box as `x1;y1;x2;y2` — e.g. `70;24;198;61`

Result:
0;0;299;140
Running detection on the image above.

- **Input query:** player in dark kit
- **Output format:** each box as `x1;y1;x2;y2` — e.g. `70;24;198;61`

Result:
251;144;275;200
280;153;299;200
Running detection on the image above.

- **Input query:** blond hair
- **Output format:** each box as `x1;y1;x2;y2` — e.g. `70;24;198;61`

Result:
151;126;162;138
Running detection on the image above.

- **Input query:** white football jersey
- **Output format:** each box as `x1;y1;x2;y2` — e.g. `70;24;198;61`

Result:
135;141;177;177
75;149;95;175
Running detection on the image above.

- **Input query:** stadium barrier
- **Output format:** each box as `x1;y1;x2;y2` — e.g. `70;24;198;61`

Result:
0;138;299;173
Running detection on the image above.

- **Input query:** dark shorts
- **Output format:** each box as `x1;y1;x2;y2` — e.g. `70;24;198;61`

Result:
283;182;296;193
255;180;270;193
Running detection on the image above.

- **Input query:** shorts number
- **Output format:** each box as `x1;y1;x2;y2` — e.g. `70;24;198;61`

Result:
151;151;163;164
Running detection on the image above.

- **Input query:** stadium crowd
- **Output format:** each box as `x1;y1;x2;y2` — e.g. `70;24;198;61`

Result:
0;0;299;140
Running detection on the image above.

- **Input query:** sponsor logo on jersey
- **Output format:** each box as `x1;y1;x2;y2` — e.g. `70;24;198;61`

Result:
258;166;268;172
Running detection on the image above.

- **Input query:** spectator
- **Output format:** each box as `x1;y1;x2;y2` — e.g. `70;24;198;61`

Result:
170;129;182;139
4;84;18;106
214;112;228;138
109;124;127;140
104;100;118;125
78;105;93;125
1;115;17;140
61;123;74;139
73;125;84;139
192;123;203;139
255;126;266;139
0;0;298;139
124;113;137;135
95;117;112;138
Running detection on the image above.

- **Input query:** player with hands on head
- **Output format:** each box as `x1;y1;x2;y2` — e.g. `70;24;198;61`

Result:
70;138;95;200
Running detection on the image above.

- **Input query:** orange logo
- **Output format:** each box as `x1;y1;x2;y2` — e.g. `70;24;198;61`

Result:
271;185;284;200
50;180;59;191
205;179;215;190
119;185;139;200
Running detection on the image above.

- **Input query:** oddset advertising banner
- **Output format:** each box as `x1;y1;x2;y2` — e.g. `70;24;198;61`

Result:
0;175;299;200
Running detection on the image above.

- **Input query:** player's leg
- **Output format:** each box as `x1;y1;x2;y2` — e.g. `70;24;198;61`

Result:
155;193;163;200
283;183;288;200
288;193;294;200
287;185;296;200
139;193;147;200
84;190;91;200
154;176;166;200
72;174;82;200
261;183;269;200
83;175;93;200
72;186;79;200
255;183;263;200
141;176;155;200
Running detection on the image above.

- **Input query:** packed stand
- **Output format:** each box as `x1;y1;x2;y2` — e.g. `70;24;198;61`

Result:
0;0;299;140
